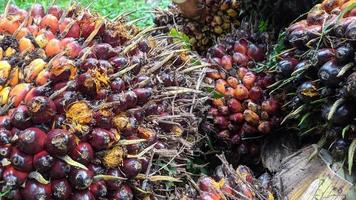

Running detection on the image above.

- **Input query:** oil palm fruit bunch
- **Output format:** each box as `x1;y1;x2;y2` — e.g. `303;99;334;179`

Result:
201;29;282;165
192;155;274;200
0;2;205;199
154;0;241;54
271;0;356;169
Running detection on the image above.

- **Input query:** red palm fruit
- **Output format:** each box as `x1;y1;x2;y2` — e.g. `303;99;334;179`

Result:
249;86;263;102
89;128;115;151
215;79;227;94
229;113;244;123
70;142;94;165
214;116;229;129
109;184;133;200
212;98;224;107
69;168;93;190
321;0;342;13
209;108;219;116
225;87;235;96
81;58;98;71
243;110;260;126
59;18;80;38
232;52;249;66
125;135;141;154
110;56;128;71
0;145;11;158
50;160;71;179
45;129;76;157
27;24;39;36
122;117;138;137
218;105;229;115
133;88;152;105
48;5;63;19
10;105;32;130
80;18;96;39
106;169;123;190
9;83;31;107
234;39;248;54
210;45;225;58
36;70;50;86
63;40;82;58
241;123;258;135
89;181;107;198
0;116;11;130
21;180;51;200
221;55;233;70
18;128;47;155
45;38;62;57
53;91;80;114
70;190;95;200
258;121;271;134
247;43;265;61
217;130;231;140
234;84;249;100
3;166;28;186
237;67;248;78
110;78;125;93
93;43;117;60
0;129;12;145
262;99;279;114
39;14;59;34
27;96;56;124
10;148;33;172
242;72;256;89
227;76;238;88
24;85;51;104
30;4;45;18
33;151;54;174
198;176;217;192
120;158;142;179
51;179;72;200
199;192;221;200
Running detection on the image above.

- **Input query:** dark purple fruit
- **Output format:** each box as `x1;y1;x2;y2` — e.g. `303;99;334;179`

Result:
10;148;33;172
27;96;56;124
33;151;54;173
21;180;51;200
89;180;107;198
50;160;71;179
109;184;133;200
18;127;47;155
51;179;72;200
69;168;93;190
10;105;31;130
120;158;142;179
322;103;354;125
316;48;335;65
296;81;319;102
335;45;353;63
70;190;95;200
45;129;76;156
318;60;342;86
276;59;297;77
89;128;114;151
70;142;94;165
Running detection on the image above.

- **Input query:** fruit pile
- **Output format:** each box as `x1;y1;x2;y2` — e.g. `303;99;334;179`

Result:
154;0;241;53
201;30;281;163
195;155;274;200
273;0;355;163
0;3;205;199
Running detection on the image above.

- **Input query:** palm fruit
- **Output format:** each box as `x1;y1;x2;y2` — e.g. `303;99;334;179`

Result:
187;155;274;200
0;2;206;199
201;28;282;165
154;0;241;54
271;0;356;168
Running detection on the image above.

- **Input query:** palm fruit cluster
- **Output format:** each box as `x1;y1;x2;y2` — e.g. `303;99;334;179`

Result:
194;155;274;200
154;0;241;54
0;3;205;200
201;30;282;164
273;0;356;164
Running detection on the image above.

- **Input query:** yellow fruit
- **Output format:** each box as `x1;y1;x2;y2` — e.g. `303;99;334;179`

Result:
24;58;47;82
0;87;11;105
0;61;11;85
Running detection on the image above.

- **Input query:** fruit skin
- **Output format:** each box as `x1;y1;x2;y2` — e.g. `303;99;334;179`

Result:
45;129;76;157
70;190;95;200
120;158;142;179
21;180;51;200
17;127;47;155
109;184;133;200
51;179;72;200
10;148;33;172
50;160;71;179
33;151;54;174
69;168;93;190
318;60;342;86
3;166;28;186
